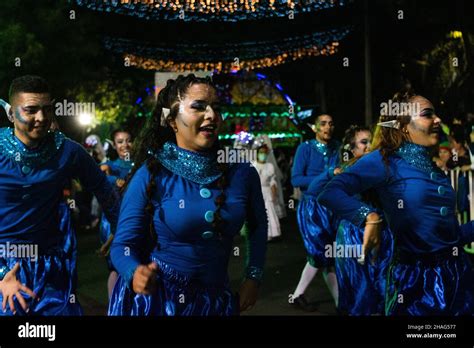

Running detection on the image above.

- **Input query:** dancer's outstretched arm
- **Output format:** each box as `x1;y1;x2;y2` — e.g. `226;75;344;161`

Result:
110;164;151;288
317;151;386;227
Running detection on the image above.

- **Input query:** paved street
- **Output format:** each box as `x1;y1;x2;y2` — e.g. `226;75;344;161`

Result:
77;210;337;316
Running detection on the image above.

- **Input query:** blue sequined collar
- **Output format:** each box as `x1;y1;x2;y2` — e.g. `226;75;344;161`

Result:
308;139;339;156
0;127;66;168
155;142;223;185
396;141;437;173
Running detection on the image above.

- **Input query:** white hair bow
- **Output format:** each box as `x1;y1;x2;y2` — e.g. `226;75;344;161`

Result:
0;99;13;122
377;120;400;129
161;107;170;126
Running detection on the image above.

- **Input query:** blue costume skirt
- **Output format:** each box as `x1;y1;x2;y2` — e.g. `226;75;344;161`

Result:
108;258;239;316
385;248;474;315
296;195;337;267
335;220;393;315
0;203;82;316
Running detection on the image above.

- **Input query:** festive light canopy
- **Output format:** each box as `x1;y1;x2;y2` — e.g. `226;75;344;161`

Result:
74;0;348;22
105;27;350;72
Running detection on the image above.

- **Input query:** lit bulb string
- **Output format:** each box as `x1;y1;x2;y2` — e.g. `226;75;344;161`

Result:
103;27;351;63
123;44;337;72
73;0;348;22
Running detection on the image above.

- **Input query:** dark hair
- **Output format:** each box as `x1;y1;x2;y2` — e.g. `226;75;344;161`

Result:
257;144;269;152
314;113;333;125
125;74;229;246
340;125;371;162
450;125;467;144
111;128;132;143
372;86;418;164
9;75;51;103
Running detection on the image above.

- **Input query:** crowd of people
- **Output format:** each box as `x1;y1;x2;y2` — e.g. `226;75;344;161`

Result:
0;74;473;316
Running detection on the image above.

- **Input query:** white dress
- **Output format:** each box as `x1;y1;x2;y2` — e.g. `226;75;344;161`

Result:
253;161;282;240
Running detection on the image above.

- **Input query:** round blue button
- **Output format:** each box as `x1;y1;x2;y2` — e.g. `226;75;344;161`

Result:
324;157;329;163
324;165;329;169
437;186;446;195
22;194;31;200
430;172;437;180
199;188;211;199
201;231;214;239
439;206;448;216
22;165;31;175
204;210;215;223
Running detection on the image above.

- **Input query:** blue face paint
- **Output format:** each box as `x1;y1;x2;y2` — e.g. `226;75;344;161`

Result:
15;107;29;124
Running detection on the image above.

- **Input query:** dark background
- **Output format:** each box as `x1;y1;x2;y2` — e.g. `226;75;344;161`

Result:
1;0;473;141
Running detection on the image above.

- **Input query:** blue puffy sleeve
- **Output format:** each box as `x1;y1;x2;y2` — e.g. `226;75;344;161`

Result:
71;142;120;229
110;164;151;286
244;165;268;283
317;151;387;227
306;168;335;198
291;143;315;190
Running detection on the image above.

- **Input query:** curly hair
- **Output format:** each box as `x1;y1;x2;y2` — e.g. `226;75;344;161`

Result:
124;74;229;246
372;86;418;164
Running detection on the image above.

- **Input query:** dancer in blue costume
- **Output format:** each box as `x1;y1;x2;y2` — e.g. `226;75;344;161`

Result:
290;114;340;311
0;75;119;315
307;125;393;315
99;128;134;298
319;89;474;315
108;74;267;316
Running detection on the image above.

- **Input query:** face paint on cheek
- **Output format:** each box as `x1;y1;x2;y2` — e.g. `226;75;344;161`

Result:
410;120;431;135
177;102;190;128
15;107;28;124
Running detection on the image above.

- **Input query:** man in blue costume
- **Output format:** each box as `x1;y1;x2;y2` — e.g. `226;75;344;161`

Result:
290;114;340;311
0;75;119;315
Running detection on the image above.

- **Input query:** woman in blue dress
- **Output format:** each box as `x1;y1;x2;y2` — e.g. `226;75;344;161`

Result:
290;115;340;311
307;125;393;315
99;129;134;298
318;89;474;315
0;75;119;315
108;74;267;316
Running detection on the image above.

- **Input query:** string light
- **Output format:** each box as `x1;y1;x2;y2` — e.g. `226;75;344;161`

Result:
104;27;350;72
74;0;348;22
123;45;338;72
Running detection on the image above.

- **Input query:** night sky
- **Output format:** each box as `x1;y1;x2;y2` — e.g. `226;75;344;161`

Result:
1;0;473;142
